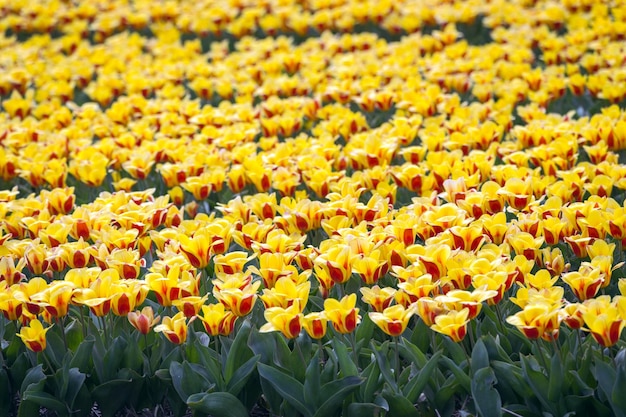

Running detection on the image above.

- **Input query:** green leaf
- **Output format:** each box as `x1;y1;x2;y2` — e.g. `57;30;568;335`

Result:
226;354;260;397
402;351;442;404
371;341;397;392
0;368;11;417
547;353;563;403
399;338;427;368
356;312;375;346
91;379;133;417
257;363;312;417
333;338;358;377
382;387;420;417
471;338;489;373
492;360;532;399
69;334;94;373
611;359;626;416
440;356;471;393
224;320;253;382
22;390;69;416
346;402;388;417
359;360;381;403
471;367;502;417
20;364;46;394
248;326;276;364
304;352;321;408
63;368;86;409
187;392;249;417
170;361;212;402
441;336;467;365
313;376;363;417
594;359;616;403
520;355;552;412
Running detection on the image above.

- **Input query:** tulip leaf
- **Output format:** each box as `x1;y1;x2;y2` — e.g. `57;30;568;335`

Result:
224;320;253;383
60;367;86;410
187;392;249;417
346;401;388;417
492;360;532;399
442;336;466;365
382;387;420;417
520;355;552;412
20;364;46;394
611;359;626;416
371;341;397;392
471;367;502;417
402;351;442;404
471;338;489;373
257;363;312;417
170;361;213;402
248;326;276;364
22;389;69;416
91;379;134;417
356;312;375;346
0;368;10;417
69;334;94;373
304;352;321;408
440;356;471;393
399;338;427;368
313;376;363;417
360;359;382;403
593;359;616;404
226;354;260;397
332;338;359;378
547;353;563;403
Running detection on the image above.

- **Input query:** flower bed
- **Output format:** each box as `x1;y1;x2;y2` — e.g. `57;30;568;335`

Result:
1;1;626;416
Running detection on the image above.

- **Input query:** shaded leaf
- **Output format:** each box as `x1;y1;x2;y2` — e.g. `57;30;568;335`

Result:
313;376;363;417
471;367;502;417
257;363;311;417
187;392;249;417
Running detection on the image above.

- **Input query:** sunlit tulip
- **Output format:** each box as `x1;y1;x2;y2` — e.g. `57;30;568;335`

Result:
0;256;26;286
314;244;355;285
214;251;256;275
214;281;260;317
360;285;396;312
260;276;310;310
352;250;388;285
128;306;161;335
198;303;237;336
431;308;470;342
561;267;604;301
173;295;208;318
302;312;328;339
32;281;75;318
17;319;51;352
562;303;585;330
154;312;190;344
436;287;498;320
324;293;361;334
506;301;562;340
581;296;625;347
369;304;416;337
260;302;303;339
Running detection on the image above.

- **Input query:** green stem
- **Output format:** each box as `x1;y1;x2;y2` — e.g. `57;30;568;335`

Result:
100;315;109;342
39;351;55;373
57;317;68;351
80;307;87;339
394;337;400;386
317;338;325;364
294;338;307;369
494;303;506;334
348;331;359;369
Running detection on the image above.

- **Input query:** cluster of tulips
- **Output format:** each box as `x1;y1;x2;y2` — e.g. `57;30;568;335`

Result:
2;0;626;416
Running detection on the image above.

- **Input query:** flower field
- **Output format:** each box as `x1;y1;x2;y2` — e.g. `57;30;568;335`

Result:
2;0;626;416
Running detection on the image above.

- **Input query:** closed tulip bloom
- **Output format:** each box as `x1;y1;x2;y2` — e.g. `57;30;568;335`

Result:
17;319;51;352
431;308;470;343
506;302;561;340
314;244;355;285
360;285;396;312
198;303;237;336
581;298;625;348
260;303;303;339
128;306;160;335
302;312;328;339
154;312;190;344
324;293;361;334
214;281;260;317
369;304;416;337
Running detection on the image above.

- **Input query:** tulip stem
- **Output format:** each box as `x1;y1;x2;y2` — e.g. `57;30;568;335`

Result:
57;317;68;351
317;339;325;364
39;351;55;373
494;304;506;334
80;307;87;339
294;338;307;369
394;337;400;386
348;332;359;368
100;315;109;342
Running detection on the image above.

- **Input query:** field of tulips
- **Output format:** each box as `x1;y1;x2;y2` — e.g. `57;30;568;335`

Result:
2;0;626;416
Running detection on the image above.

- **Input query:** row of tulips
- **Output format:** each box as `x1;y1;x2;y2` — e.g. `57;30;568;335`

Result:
2;0;626;416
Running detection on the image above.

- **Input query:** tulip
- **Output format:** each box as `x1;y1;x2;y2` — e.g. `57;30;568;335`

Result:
506;302;561;340
360;285;396;312
213;281;260;317
198;303;237;336
324;293;361;334
430;308;470;343
561;267;604;301
128;306;161;335
260;303;303;339
369;304;416;337
17;320;51;353
581;297;625;347
302;312;328;339
154;312;190;344
173;295;208;318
